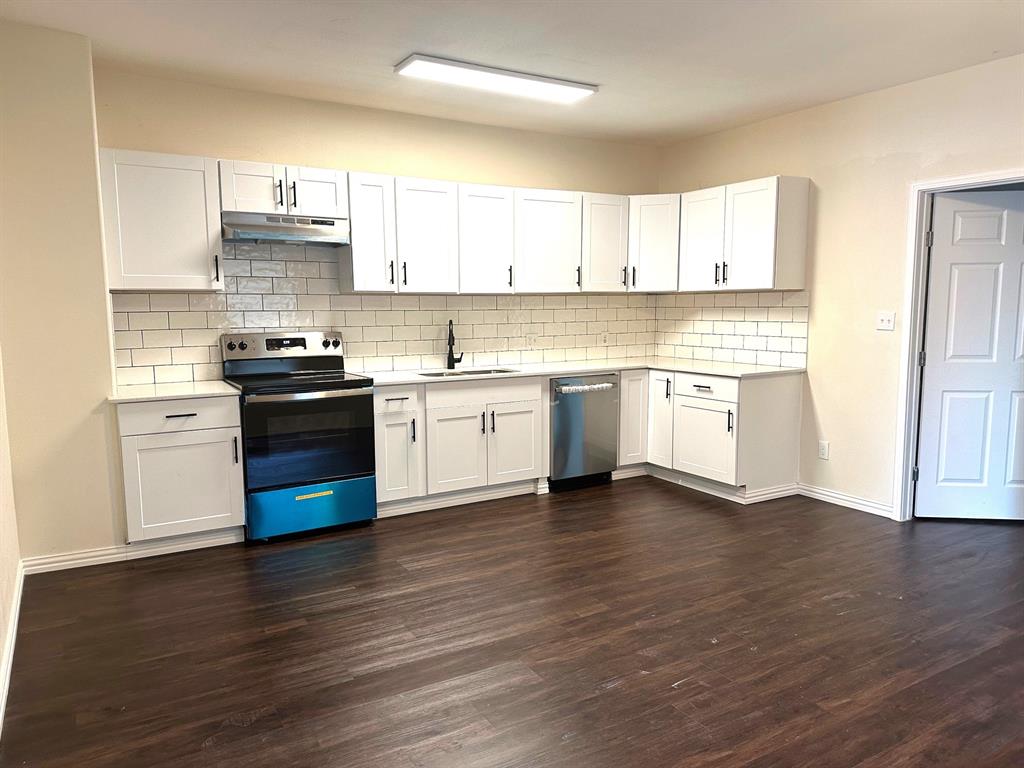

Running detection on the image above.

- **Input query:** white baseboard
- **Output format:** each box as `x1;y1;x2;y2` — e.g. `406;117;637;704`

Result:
796;483;897;520
0;559;24;740
645;464;800;505
611;465;648;480
377;479;539;518
21;528;244;575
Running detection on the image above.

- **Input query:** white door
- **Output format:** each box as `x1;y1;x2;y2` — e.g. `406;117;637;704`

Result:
348;172;398;292
514;188;583;293
627;194;680;291
487;400;543;485
647;370;674;468
723;177;778;290
426;405;488;494
672;396;738;485
916;190;1024;519
679;186;726;291
459;184;514;293
582;193;628;292
122;427;244;541
286;166;348;218
218;159;286;213
396;177;459;293
101;149;223;291
618;369;648;465
374;410;425;502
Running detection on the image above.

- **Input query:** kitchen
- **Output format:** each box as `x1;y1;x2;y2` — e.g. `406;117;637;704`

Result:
1;2;1023;766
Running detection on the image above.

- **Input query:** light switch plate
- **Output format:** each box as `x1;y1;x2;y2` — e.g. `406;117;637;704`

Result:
876;311;896;331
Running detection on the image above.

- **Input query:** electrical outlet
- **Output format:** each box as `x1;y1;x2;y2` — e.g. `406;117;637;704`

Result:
818;440;830;460
526;334;538;348
876;311;896;331
599;332;611;345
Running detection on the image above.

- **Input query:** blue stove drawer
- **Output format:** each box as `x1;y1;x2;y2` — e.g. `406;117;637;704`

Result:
246;475;376;539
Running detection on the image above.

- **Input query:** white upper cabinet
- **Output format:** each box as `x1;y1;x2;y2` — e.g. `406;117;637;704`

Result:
723;177;778;290
459;184;515;294
514;188;583;293
582;193;628;292
348;172;398;292
286;165;349;219
219;160;286;214
678;186;726;291
395;177;459;293
627;194;680;291
101;149;224;292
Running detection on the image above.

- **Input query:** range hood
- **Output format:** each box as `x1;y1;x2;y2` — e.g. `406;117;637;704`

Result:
222;211;350;246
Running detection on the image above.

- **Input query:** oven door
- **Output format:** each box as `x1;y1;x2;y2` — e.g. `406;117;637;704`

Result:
241;387;374;492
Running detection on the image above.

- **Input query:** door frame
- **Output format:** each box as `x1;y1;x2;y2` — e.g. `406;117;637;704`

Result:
894;167;1024;521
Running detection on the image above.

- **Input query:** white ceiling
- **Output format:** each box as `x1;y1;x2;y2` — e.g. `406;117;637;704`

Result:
3;0;1022;145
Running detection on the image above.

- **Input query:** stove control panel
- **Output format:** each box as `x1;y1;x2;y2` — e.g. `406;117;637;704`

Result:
221;331;343;360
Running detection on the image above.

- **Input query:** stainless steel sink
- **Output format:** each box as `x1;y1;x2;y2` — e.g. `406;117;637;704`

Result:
419;368;517;378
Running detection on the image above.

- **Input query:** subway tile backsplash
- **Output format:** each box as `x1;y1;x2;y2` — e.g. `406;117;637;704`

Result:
110;243;808;386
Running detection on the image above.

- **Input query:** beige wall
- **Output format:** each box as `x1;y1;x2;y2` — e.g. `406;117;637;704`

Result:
0;343;21;727
93;65;660;194
659;55;1024;511
0;21;123;558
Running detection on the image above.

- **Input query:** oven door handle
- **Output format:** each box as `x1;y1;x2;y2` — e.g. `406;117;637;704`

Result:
244;387;372;404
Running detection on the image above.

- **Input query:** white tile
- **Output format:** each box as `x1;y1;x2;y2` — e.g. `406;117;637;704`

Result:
142;330;182;348
149;294;189;311
117;366;154;385
128;312;169;330
182;328;221;346
169;311;209;329
172;346;211;365
111;293;150;312
189;293;227;311
251;260;286;277
114;331;143;349
236;277;274;294
154;365;194;383
132;347;172;366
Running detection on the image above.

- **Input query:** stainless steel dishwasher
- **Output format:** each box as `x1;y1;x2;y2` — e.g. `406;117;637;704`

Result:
550;373;619;483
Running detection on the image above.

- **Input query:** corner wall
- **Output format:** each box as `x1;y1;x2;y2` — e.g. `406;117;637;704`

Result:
657;55;1024;512
0;21;123;557
0;343;22;733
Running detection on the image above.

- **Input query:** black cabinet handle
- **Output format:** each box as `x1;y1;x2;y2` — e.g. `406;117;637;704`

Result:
402;262;408;285
632;266;637;287
164;413;198;419
722;261;728;285
411;417;416;443
384;396;409;402
576;265;582;287
715;263;720;285
389;261;395;285
214;254;220;282
727;409;733;433
665;378;671;399
508;265;513;287
276;179;284;208
290;181;298;209
622;265;628;287
491;411;496;433
693;384;712;392
481;411;486;433
233;435;239;463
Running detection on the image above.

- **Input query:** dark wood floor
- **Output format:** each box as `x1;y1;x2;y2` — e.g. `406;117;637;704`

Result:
2;477;1022;767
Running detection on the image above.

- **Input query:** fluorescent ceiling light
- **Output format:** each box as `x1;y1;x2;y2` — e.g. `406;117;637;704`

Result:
395;54;597;104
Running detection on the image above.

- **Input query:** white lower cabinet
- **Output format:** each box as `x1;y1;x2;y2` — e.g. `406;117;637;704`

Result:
426;405;490;494
487;400;544;485
117;397;244;542
374;410;425;502
618;369;648;465
647;370;674;468
672;396;736;485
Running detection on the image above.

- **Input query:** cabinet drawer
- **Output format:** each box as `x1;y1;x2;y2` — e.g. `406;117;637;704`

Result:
425;377;542;409
118;396;240;437
374;386;421;414
673;372;738;403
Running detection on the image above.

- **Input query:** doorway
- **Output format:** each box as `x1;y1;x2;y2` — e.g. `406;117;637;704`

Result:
905;181;1024;520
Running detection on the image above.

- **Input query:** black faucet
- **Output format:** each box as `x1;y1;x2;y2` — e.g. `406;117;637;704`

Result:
446;319;463;370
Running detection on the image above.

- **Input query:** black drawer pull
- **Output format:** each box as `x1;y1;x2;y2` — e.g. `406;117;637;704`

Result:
232;436;239;463
384;396;409;402
693;384;712;392
164;413;198;419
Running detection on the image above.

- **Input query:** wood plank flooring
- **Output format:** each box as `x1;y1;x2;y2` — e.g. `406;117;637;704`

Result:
2;477;1022;767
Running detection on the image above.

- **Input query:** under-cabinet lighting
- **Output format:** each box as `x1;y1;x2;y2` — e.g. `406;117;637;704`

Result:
394;54;597;104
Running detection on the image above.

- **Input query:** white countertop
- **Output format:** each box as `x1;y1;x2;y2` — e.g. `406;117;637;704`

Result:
369;357;804;386
110;380;240;404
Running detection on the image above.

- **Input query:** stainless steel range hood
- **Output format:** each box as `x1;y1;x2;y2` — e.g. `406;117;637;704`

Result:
222;211;350;246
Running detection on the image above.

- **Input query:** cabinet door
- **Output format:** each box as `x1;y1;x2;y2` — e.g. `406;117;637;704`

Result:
672;396;737;485
101;149;223;291
723;176;778;290
219;160;286;213
374;410;425;502
618;370;648;465
627;194;680;291
582;193;628;292
514;189;583;293
487;400;543;485
679;186;726;292
426;405;488;494
286;166;348;218
396;177;459;293
647;371;674;468
348;172;398;292
459;184;514;294
122;427;244;542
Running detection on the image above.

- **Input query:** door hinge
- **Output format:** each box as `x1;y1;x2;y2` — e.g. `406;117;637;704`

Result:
918;349;926;367
924;230;934;248
911;466;919;482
